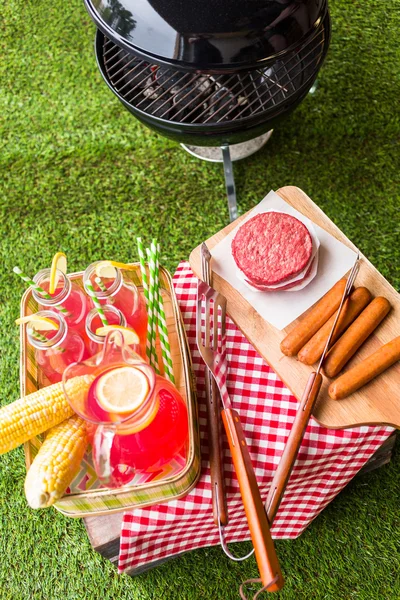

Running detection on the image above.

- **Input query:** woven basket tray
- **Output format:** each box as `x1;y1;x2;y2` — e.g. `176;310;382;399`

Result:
20;264;201;517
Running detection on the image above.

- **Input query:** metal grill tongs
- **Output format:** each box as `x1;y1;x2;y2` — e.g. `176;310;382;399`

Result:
265;253;360;522
201;243;229;526
196;276;284;593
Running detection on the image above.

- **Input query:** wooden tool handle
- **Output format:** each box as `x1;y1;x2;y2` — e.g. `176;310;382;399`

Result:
204;369;228;526
222;408;284;592
265;372;323;524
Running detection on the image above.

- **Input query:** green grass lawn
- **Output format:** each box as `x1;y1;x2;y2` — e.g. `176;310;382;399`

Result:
1;1;399;598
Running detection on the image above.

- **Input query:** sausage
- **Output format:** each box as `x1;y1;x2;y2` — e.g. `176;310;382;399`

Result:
297;287;372;365
280;278;347;357
323;297;391;378
329;336;400;400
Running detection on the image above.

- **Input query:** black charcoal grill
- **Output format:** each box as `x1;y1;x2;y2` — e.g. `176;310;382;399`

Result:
85;0;330;220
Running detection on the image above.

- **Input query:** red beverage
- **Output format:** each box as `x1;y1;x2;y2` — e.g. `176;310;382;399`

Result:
83;262;148;356
87;365;188;487
85;305;128;357
28;311;89;384
111;282;148;350
33;268;90;333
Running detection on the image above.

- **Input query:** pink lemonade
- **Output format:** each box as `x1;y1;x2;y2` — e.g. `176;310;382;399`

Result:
83;262;148;356
88;367;188;487
85;305;133;357
109;282;148;350
33;269;90;333
28;312;89;384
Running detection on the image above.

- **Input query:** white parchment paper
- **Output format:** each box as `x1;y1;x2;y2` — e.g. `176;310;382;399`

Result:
211;190;357;330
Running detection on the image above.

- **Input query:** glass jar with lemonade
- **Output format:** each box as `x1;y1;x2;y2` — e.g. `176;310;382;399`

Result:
63;330;188;488
20;311;89;384
83;261;148;355
85;305;128;357
33;256;90;333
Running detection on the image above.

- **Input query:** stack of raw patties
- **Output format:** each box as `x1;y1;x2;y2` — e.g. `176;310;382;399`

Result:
232;211;319;292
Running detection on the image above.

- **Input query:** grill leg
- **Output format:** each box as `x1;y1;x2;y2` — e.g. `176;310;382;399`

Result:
221;145;238;222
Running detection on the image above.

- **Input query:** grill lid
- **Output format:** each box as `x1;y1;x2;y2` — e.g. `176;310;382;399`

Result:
84;0;327;71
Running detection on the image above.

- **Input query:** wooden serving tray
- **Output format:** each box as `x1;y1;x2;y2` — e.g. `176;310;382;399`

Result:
190;186;400;430
21;265;201;517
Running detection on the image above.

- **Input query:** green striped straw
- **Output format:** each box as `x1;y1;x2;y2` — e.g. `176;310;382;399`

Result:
13;266;69;316
146;244;160;373
85;282;109;327
95;276;108;293
137;237;151;363
136;238;149;303
27;327;66;353
27;327;48;343
153;243;175;383
95;276;115;304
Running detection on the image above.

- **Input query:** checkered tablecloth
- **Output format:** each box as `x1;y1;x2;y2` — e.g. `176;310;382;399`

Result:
118;262;394;573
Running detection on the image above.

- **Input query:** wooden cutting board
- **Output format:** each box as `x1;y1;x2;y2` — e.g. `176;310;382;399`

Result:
189;186;400;430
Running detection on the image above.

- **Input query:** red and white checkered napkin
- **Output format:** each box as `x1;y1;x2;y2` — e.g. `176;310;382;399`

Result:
118;262;394;573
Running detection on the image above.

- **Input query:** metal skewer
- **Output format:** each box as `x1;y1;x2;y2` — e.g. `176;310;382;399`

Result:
315;254;360;376
265;253;360;523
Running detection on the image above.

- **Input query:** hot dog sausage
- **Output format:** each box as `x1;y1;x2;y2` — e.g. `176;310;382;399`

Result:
323;297;391;378
297;287;372;365
280;279;347;357
329;336;400;400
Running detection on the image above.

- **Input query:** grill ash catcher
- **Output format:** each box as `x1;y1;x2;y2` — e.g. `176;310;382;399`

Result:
84;1;330;219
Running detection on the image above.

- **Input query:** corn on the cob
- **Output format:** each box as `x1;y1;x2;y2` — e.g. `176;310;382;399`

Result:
0;375;93;454
24;415;88;508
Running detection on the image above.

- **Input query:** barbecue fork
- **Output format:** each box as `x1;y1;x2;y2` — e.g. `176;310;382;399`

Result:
196;279;284;593
201;243;229;526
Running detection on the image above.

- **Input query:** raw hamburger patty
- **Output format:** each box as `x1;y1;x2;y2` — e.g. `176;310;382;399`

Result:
244;257;315;291
232;212;313;285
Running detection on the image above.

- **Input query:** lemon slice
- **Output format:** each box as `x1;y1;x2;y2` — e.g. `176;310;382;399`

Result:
96;366;149;415
15;315;59;331
95;325;140;346
95;260;136;278
49;252;67;294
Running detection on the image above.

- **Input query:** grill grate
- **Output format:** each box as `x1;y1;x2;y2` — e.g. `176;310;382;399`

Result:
102;25;326;126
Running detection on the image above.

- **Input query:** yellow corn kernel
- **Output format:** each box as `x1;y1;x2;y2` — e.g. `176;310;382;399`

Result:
0;375;93;454
25;415;88;509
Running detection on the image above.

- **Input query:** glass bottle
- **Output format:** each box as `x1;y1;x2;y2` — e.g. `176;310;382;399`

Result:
27;310;89;384
33;268;90;333
85;305;128;357
83;261;147;353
